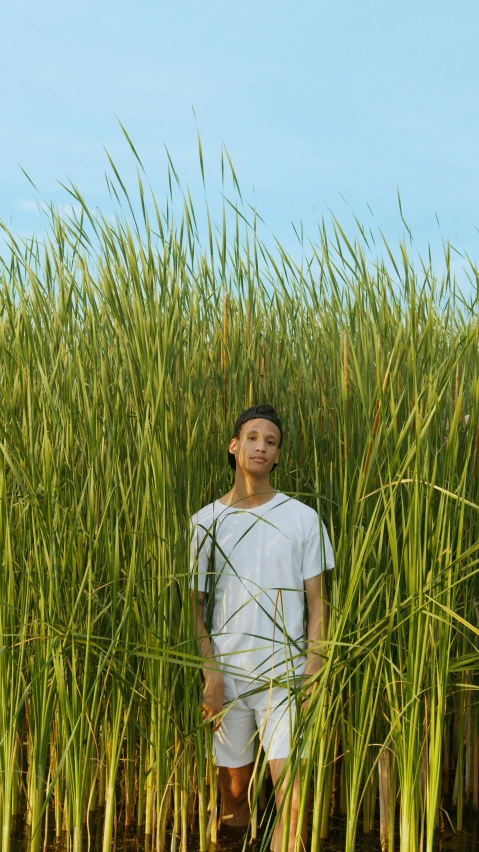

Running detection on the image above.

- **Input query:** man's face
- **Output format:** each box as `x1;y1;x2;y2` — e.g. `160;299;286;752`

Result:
228;418;281;475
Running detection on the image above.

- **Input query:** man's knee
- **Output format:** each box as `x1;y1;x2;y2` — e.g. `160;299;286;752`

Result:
289;782;301;817
219;764;253;808
275;776;302;819
224;782;249;809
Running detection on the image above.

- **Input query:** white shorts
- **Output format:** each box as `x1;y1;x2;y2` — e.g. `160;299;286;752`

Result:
213;675;298;768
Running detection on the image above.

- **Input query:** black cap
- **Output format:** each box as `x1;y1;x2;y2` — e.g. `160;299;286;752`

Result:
228;404;283;471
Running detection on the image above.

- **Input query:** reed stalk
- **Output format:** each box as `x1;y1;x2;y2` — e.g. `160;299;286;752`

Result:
0;145;478;852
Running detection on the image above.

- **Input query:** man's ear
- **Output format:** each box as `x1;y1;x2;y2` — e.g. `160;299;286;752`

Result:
228;437;238;456
275;447;281;465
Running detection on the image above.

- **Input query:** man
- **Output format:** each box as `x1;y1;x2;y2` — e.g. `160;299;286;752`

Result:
190;404;334;851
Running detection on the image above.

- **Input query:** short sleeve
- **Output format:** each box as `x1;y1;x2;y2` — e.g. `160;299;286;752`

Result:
189;517;212;592
302;521;335;580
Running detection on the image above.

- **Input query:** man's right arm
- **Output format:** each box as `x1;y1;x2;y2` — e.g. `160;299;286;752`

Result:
190;590;224;731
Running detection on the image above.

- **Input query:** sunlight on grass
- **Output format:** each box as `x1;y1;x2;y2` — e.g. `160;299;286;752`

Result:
0;141;479;852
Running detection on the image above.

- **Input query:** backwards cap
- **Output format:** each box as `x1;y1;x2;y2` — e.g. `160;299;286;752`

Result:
228;404;283;471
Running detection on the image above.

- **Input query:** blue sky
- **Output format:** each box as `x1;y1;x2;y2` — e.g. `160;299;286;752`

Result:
1;0;478;284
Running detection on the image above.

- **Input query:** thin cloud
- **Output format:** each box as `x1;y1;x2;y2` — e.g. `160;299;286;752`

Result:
57;203;82;217
18;199;82;217
18;199;45;213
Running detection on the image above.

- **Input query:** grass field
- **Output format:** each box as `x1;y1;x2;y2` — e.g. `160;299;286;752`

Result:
1;147;479;852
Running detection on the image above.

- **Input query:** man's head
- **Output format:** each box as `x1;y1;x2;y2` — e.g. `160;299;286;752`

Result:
227;404;283;474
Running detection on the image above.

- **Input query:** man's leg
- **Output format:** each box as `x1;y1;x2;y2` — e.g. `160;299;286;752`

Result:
217;763;255;827
213;677;256;829
269;758;307;852
252;682;308;852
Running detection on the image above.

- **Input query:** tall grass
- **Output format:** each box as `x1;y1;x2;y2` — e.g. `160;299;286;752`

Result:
0;145;479;852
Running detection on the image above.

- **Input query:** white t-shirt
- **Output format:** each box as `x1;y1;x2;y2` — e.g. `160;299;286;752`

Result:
190;492;334;683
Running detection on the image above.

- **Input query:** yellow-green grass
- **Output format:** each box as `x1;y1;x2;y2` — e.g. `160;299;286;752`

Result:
0;149;479;852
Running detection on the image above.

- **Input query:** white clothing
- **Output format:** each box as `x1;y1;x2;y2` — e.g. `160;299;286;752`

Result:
213;675;298;766
190;492;334;683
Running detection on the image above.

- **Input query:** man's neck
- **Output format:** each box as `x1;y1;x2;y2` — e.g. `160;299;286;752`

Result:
219;472;277;509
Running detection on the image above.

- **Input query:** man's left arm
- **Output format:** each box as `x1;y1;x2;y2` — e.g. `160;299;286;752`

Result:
304;572;329;686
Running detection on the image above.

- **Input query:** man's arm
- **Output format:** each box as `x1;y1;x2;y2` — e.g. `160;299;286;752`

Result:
303;573;329;684
189;590;224;731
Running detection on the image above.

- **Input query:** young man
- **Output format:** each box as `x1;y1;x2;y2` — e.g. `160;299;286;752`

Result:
190;404;334;851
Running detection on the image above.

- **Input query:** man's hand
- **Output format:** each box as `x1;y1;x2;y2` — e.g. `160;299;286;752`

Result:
301;682;313;715
301;676;325;714
301;667;319;713
190;592;224;731
202;670;224;732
